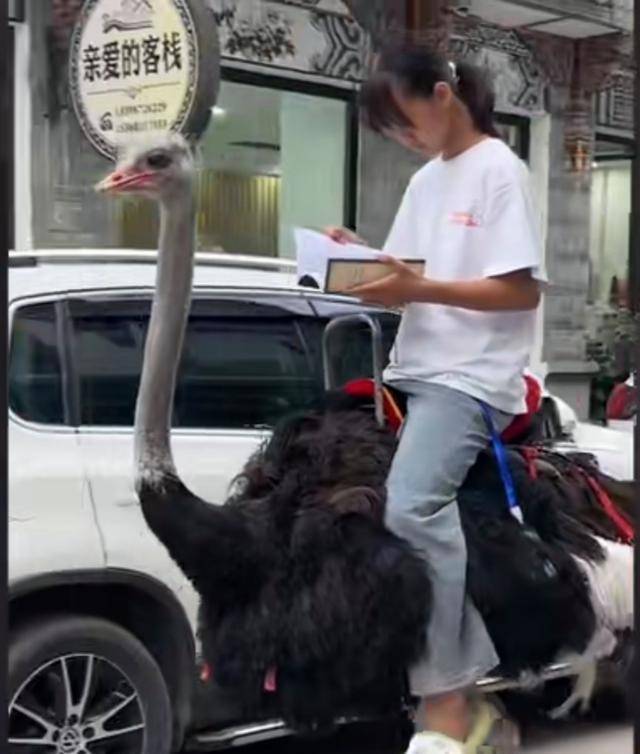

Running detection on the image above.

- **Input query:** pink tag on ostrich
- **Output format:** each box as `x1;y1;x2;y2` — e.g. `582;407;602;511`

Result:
264;667;277;693
200;662;212;683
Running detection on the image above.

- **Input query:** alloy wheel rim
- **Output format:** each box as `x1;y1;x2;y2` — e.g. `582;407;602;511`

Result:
9;653;146;753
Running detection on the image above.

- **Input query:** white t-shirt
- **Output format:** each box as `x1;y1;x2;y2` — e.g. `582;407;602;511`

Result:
382;137;546;415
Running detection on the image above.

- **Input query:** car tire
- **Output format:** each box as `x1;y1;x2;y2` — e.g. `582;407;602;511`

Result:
9;613;173;754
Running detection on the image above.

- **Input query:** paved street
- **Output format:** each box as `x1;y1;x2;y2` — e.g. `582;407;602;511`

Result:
191;720;633;754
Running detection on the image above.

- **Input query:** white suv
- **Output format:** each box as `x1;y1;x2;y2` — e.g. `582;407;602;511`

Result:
8;250;402;754
8;250;633;754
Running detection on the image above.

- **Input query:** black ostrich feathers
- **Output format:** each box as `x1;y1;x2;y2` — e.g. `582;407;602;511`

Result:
141;408;606;730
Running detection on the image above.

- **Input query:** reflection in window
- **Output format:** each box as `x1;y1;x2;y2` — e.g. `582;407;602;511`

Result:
72;308;147;427
119;80;349;259
174;316;320;428
9;304;64;424
71;301;322;429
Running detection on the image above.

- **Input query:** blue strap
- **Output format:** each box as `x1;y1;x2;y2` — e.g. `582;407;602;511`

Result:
478;401;524;524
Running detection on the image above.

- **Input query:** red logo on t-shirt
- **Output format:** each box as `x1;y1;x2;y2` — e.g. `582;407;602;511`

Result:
449;211;481;227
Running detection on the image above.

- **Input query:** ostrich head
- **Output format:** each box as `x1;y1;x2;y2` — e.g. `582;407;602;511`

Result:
96;133;195;201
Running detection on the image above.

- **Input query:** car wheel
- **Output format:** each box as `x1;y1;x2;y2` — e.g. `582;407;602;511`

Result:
8;614;173;754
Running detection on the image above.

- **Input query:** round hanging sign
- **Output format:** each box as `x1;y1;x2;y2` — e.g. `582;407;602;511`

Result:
69;0;220;160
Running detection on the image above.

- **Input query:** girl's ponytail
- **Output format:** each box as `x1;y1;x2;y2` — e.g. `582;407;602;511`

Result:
454;60;499;138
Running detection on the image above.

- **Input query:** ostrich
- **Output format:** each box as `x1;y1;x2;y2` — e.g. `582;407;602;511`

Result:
96;135;431;729
97;134;632;730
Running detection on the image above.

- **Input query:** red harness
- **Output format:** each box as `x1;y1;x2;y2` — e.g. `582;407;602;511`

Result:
342;376;634;545
343;373;543;442
583;472;634;545
342;379;405;433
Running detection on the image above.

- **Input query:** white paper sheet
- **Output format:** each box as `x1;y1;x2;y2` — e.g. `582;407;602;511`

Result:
294;228;382;289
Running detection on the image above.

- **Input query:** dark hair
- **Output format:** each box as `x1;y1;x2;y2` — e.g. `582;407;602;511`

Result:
298;274;320;289
360;42;499;139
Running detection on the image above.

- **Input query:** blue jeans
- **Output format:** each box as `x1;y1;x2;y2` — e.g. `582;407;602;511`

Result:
386;381;512;697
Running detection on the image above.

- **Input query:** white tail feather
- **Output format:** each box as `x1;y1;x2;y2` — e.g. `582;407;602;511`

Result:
548;540;634;720
577;539;634;634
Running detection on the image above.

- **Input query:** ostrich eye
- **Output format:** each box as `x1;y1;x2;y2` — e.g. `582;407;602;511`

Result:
146;151;172;169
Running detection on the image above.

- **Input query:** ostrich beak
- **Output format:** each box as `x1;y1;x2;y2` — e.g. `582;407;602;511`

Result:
95;167;156;194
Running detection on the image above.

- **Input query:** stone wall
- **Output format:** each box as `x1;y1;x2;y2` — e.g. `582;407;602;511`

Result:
514;0;632;31
450;20;545;116
209;0;369;82
595;68;634;137
542;88;600;417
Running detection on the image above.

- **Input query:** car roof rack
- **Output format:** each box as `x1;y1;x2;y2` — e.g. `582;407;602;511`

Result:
9;249;297;274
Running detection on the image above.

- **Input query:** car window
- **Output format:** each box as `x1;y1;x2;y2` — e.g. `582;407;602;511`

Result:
69;297;323;429
9;303;65;424
300;300;400;389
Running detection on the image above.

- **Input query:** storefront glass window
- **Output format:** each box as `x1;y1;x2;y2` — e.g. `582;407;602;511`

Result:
119;79;350;258
587;136;634;416
589;137;634;306
495;117;529;162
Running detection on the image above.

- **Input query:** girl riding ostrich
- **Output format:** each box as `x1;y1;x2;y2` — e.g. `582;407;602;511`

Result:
97;42;633;754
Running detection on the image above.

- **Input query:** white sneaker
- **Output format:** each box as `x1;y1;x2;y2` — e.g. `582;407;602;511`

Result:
406;732;465;754
465;697;521;753
405;698;520;754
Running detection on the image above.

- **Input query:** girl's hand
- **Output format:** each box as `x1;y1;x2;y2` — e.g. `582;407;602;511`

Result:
325;226;366;245
347;256;428;307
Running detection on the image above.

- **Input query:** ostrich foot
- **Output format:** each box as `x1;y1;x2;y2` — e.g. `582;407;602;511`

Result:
548;663;597;720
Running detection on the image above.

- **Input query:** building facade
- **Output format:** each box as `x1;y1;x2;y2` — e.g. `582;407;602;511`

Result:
10;0;635;418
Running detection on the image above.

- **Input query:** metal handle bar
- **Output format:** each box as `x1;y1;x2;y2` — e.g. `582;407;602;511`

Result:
322;313;385;428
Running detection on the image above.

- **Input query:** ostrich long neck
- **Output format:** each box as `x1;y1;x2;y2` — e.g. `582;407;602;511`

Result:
134;187;195;490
